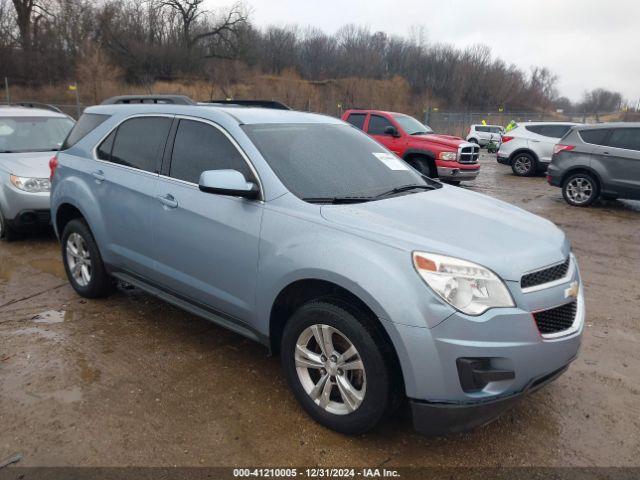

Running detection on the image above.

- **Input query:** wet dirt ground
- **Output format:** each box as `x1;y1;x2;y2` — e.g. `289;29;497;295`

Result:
1;153;639;467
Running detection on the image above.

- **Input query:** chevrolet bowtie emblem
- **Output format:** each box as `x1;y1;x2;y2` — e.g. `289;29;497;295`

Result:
565;281;579;299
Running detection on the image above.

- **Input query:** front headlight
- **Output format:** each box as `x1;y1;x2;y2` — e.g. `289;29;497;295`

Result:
438;151;458;161
413;252;514;315
9;174;51;193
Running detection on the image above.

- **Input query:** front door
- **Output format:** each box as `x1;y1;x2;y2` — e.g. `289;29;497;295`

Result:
366;114;405;155
151;118;263;322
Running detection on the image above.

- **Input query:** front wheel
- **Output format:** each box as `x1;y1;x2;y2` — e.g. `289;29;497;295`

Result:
562;172;599;207
61;219;115;298
281;299;392;434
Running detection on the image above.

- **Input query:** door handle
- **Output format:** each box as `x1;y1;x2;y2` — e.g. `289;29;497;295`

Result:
530;140;540;143
157;194;178;209
92;170;105;182
603;151;610;155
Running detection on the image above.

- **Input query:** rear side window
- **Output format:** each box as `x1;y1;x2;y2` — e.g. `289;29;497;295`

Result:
525;125;545;135
62;113;109;149
96;130;116;161
476;126;489;132
607;128;640;151
367;115;393;135
109;117;172;173
579;129;610;146
346;114;366;130
543;124;573;138
169;119;252;184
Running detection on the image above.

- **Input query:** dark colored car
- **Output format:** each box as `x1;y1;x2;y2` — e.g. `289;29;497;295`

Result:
547;123;640;206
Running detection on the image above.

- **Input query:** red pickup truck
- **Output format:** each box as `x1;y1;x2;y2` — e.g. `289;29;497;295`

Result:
341;110;480;184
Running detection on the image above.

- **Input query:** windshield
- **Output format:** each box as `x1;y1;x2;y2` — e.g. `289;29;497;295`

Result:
393;114;433;135
0;116;75;153
243;123;435;201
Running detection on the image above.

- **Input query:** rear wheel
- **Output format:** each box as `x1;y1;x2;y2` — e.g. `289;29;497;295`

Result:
62;219;114;297
281;298;393;434
511;152;537;176
562;172;599;207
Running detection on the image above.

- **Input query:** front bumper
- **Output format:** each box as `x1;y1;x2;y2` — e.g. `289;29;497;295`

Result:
382;256;584;435
437;166;480;181
411;362;571;436
1;181;51;226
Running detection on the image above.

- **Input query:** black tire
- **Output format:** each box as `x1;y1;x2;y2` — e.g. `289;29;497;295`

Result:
281;298;393;435
468;138;479;145
61;218;114;298
406;156;436;178
0;208;19;242
511;152;537;176
562;172;600;207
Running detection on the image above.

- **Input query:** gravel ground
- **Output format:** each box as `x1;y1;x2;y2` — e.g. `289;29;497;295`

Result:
1;153;639;467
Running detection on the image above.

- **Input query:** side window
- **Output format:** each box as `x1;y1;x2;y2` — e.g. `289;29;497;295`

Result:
543;124;572;138
367;115;393;135
476;126;489;133
62;113;109;149
490;127;503;134
346;114;366;130
607;128;640;151
110;117;172;173
525;125;546;135
169;119;252;184
579;129;610;146
96;130;116;161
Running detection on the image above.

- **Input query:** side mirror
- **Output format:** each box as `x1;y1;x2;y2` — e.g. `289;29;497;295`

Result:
384;125;400;137
198;169;259;200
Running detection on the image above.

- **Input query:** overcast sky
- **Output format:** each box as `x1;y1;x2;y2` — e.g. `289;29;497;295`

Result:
241;0;640;104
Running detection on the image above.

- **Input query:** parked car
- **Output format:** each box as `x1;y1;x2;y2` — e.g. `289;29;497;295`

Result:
51;95;583;436
547;123;640;206
497;122;580;176
466;124;504;147
342;109;480;184
0;104;74;241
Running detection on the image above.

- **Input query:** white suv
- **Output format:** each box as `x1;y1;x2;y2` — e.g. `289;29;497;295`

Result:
496;122;579;176
466;124;504;147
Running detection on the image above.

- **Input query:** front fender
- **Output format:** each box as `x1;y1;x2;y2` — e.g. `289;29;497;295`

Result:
254;204;455;338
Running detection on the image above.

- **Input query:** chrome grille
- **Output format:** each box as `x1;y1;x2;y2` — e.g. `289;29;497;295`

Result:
458;144;480;164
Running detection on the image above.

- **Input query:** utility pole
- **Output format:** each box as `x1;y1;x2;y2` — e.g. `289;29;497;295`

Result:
4;77;9;104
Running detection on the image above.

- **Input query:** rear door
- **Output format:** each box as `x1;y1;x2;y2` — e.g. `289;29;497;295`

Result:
151;117;263;322
366;114;404;155
526;124;573;163
599;127;640;198
94;115;172;277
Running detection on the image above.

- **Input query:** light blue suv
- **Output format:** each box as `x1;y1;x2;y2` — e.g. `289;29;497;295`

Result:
51;96;584;436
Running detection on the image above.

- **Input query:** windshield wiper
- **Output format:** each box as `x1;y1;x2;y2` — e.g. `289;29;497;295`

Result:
375;184;435;199
303;196;373;204
410;131;431;135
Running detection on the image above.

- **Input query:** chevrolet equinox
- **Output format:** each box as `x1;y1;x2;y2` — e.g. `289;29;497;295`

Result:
50;96;584;436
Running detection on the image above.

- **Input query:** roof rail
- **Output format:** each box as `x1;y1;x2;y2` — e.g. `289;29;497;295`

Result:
101;95;196;105
0;101;64;114
205;99;291;110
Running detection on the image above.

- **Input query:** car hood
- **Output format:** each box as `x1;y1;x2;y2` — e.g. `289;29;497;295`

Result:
412;133;466;150
320;186;569;281
0;152;53;177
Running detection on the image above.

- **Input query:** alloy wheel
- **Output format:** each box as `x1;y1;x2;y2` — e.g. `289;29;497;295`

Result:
565;177;594;205
295;324;366;415
513;155;532;175
66;232;93;287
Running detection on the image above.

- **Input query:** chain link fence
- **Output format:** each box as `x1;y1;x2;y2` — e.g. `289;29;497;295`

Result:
424;111;579;138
